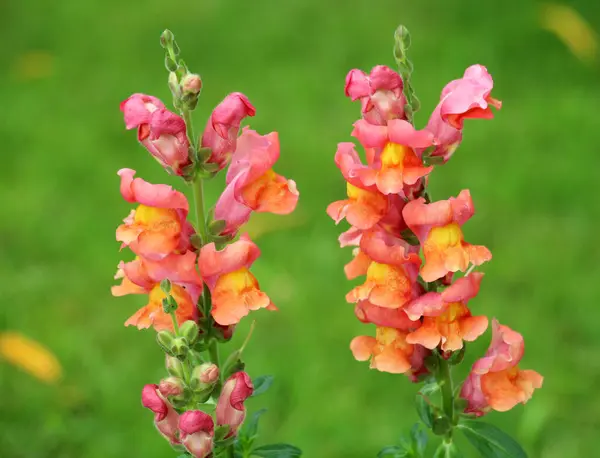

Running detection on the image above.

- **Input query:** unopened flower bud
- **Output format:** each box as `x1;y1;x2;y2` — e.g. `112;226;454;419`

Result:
190;363;219;391
171;337;189;359
182;74;202;95
395;25;411;50
179;411;214;458
157;330;176;354
158;377;185;397
179;321;200;346
160;29;175;49
166;355;185;378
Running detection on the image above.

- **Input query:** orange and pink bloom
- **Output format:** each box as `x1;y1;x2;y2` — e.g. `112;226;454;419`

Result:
402;189;492;283
111;253;201;331
215;128;299;235
198;235;275;326
424;65;502;163
351;326;427;377
116;168;195;261
405;273;488;352
346;230;421;309
460;320;543;416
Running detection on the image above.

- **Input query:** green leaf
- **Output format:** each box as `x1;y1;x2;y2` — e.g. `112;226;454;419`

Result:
434;441;463;458
457;420;527;458
410;423;428;457
251;443;302;457
415;380;440;428
377;446;409;458
244;408;268;439
251;375;274;397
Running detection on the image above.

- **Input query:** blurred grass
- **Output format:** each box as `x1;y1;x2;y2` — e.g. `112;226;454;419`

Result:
1;0;599;456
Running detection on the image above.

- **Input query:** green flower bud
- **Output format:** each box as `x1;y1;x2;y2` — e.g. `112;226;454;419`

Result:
179;320;200;345
165;355;185;378
160;29;175;48
156;330;176;354
432;415;452;436
395;25;411;50
160;278;172;294
190;362;220;392
165;54;178;72
170;337;189;359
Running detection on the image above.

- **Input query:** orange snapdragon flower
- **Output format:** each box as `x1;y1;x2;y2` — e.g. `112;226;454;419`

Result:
198;235;275;326
402;189;491;282
403;273;488;352
460;320;543;416
346;230;421;309
116;169;194;260
351;327;427;375
112;252;202;331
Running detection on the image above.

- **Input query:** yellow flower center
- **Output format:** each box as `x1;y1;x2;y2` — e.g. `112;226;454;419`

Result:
134;205;180;232
380;142;409;169
424;222;464;251
214;268;259;296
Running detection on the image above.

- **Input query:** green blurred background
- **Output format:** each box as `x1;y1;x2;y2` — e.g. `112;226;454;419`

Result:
1;0;599;456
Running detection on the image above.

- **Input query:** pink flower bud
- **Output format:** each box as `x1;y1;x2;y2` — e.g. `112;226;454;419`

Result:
158;377;185;397
120;94;191;175
120;93;165;130
182;74;202;95
141;384;180;445
140;108;191;175
201;92;256;170
196;363;220;385
179;411;215;458
216;372;253;436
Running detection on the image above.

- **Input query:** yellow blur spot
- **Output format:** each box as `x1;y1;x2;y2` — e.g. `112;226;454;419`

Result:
0;332;62;383
12;51;55;80
540;3;598;64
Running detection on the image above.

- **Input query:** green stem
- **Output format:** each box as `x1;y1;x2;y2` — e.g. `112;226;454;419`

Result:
438;354;454;438
169;311;180;335
192;179;208;243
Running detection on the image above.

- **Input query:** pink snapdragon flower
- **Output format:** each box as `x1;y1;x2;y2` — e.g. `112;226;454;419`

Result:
345;65;406;124
216;372;254;436
121;94;191;174
141;384;180;445
201;92;256;170
179;411;215;458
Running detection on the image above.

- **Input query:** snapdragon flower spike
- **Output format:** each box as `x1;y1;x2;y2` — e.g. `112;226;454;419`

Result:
424;65;501;163
198;235;275;326
345;65;407;125
216;372;253;436
349;119;433;195
112;252;202;331
403;189;492;282
215;128;299;235
201;92;256;170
179;411;215;458
405;273;488;352
141;384;180;445
116;169;195;260
351;327;421;375
121;94;191;175
460;320;543;416
346;230;421;309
